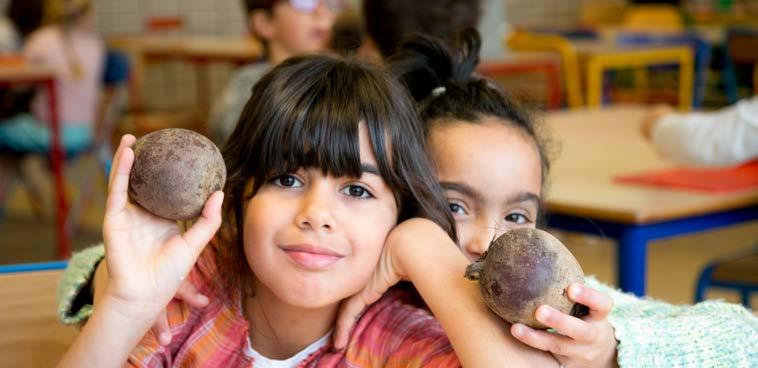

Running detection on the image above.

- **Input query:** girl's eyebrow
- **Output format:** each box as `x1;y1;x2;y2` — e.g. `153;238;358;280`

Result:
360;163;381;176
440;182;482;202
505;192;540;206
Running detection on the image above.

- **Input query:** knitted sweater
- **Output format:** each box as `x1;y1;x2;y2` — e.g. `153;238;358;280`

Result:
58;245;758;367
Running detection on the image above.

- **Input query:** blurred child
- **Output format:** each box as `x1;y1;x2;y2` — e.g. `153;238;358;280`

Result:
208;0;345;145
641;97;758;167
0;0;103;154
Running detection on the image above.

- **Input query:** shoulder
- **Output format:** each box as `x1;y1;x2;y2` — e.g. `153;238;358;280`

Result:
24;27;58;49
229;62;271;88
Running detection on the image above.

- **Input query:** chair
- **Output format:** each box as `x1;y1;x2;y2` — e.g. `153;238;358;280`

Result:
0;263;77;366
0;51;129;250
722;28;758;104
695;245;758;308
615;33;712;108
621;4;684;33
477;56;563;110
506;31;583;108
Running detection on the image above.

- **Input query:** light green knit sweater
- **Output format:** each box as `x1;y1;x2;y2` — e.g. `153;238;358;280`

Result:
58;244;758;367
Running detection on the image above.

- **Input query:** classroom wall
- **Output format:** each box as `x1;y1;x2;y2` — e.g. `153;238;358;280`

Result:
504;0;627;28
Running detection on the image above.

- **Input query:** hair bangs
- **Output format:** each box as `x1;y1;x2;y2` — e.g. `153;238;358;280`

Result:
249;59;398;190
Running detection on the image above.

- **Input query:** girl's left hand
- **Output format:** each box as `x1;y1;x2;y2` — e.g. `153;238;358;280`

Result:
510;283;619;368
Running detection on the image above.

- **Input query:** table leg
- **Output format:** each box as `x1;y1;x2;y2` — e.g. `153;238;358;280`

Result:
585;57;604;108
618;226;648;297
677;51;694;112
45;79;69;259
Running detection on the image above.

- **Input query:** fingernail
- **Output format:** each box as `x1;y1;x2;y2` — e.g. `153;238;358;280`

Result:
537;306;552;321
512;324;524;337
570;284;582;298
159;332;172;345
198;295;209;305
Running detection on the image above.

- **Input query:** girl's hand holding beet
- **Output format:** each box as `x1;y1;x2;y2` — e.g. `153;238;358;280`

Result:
100;135;223;324
510;283;618;368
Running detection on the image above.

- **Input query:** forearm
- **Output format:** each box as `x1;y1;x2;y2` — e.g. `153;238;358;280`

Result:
651;100;758;166
58;294;156;368
396;221;558;367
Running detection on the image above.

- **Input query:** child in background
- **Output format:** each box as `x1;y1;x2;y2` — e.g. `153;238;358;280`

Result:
208;0;344;146
58;54;559;367
0;0;103;155
640;97;758;167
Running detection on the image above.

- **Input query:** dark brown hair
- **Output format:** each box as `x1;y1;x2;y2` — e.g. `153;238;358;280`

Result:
391;29;551;223
362;0;482;57
214;54;457;301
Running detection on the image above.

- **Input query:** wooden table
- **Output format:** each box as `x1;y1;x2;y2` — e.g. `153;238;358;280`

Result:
572;41;694;111
543;105;758;296
0;64;69;259
0;265;77;367
107;35;263;114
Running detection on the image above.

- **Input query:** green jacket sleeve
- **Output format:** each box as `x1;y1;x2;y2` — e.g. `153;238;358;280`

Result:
585;277;758;368
57;244;105;325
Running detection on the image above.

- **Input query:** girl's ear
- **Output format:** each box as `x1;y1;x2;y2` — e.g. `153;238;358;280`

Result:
249;10;276;41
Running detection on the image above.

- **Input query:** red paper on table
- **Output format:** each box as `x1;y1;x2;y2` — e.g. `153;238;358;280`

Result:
614;161;758;194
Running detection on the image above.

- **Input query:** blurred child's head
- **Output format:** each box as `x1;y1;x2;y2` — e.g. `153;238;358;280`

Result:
7;0;45;40
362;0;482;58
216;54;456;307
392;29;550;262
243;0;345;62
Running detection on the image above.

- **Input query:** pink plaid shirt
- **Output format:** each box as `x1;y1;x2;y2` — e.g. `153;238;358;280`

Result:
127;241;460;367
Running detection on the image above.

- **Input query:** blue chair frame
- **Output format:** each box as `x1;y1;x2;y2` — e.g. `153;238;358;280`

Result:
694;246;758;308
0;260;67;273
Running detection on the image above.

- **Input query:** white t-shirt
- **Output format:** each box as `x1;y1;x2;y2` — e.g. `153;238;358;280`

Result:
243;331;332;368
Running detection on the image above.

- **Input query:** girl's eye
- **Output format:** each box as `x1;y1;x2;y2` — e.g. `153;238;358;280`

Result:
505;213;530;225
342;184;373;199
272;175;303;188
448;202;468;216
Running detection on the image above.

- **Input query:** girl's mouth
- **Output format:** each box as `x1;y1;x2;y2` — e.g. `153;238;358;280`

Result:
280;244;343;271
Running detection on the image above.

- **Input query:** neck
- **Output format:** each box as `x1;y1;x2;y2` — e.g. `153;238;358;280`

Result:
244;279;337;359
267;43;293;65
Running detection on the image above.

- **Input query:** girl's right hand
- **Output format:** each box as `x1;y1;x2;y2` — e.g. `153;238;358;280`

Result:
100;135;223;321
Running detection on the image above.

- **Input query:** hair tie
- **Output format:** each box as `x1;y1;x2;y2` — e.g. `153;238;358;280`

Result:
431;86;446;97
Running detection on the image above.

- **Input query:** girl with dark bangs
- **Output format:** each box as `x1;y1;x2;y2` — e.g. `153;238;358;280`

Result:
59;54;559;367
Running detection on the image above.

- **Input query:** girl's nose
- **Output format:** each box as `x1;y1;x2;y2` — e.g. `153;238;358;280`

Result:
464;226;496;262
295;186;336;232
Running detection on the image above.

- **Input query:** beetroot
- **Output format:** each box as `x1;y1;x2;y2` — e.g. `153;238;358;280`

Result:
128;128;225;220
465;228;588;328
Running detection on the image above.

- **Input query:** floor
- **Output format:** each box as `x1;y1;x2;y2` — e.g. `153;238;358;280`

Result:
1;155;756;307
